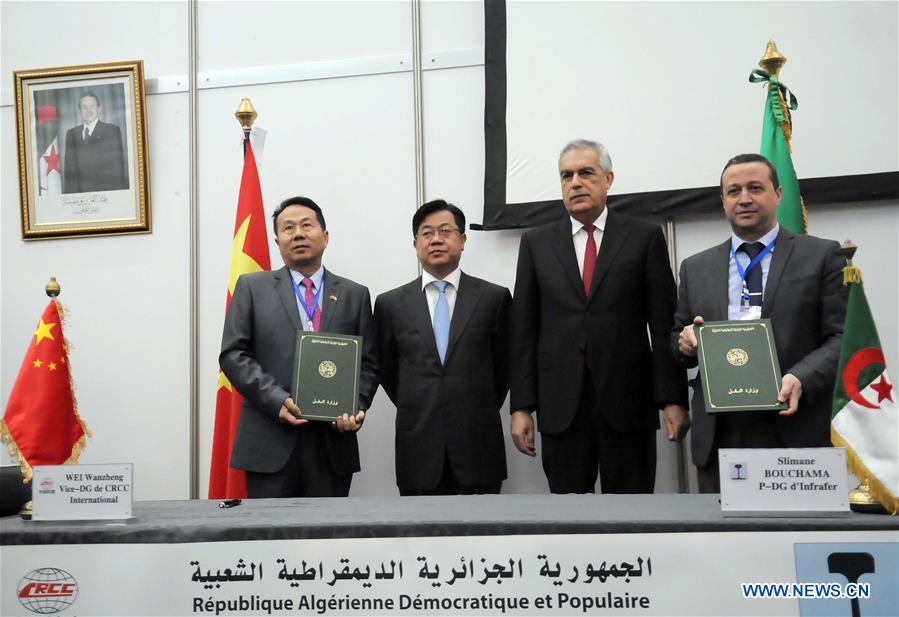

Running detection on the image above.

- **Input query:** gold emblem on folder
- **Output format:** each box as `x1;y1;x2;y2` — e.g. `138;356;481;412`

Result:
726;348;749;367
318;361;337;379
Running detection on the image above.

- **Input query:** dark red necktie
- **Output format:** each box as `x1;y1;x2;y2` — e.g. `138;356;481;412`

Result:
582;224;597;294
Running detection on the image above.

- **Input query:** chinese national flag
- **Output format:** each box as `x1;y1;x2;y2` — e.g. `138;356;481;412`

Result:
208;142;271;499
1;299;90;482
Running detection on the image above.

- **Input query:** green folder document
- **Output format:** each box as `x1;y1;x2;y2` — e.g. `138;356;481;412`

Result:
291;332;361;421
695;319;787;413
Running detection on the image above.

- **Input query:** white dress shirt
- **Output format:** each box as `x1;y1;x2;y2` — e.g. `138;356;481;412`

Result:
421;267;461;323
728;224;780;308
570;207;608;277
82;118;99;139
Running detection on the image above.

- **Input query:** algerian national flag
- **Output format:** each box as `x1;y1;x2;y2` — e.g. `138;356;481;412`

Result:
34;91;61;196
831;275;898;514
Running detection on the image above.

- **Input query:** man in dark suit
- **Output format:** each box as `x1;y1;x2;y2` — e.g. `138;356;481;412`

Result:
673;153;847;492
510;139;689;494
375;200;511;495
220;196;378;498
63;92;128;193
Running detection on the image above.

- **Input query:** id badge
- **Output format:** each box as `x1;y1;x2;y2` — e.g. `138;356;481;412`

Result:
728;304;762;321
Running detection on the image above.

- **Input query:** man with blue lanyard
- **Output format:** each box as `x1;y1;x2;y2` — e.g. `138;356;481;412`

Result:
672;153;847;492
220;196;378;498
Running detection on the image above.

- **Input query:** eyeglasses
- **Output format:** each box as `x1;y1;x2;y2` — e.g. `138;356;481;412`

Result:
416;226;461;241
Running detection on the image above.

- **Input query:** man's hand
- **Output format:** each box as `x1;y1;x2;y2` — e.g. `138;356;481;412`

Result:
278;397;308;426
677;316;704;358
510;409;536;457
663;404;690;441
778;373;803;416
334;410;365;432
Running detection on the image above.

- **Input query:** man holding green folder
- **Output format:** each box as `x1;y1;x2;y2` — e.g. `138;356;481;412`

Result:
672;154;847;492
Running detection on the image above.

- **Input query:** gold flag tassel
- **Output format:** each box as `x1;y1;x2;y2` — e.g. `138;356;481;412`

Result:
56;298;92;469
832;429;898;514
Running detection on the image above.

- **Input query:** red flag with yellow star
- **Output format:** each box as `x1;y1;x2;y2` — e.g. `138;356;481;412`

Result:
1;299;90;482
208;142;271;499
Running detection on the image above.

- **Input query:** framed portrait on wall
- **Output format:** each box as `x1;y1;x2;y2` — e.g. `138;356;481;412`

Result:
13;60;150;240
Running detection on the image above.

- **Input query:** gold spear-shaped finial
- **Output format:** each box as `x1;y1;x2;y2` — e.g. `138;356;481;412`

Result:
759;39;787;77
45;277;60;298
235;98;257;131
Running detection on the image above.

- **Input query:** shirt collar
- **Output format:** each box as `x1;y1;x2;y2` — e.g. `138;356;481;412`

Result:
570;207;608;237
731;224;780;253
290;265;324;289
84;118;99;133
421;267;462;291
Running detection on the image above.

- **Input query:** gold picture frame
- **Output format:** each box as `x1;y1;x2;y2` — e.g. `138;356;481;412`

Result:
14;60;151;240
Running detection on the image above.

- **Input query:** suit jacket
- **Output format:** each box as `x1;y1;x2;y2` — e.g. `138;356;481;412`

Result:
374;273;511;491
63;120;128;193
671;228;847;467
510;211;687;434
220;266;378;475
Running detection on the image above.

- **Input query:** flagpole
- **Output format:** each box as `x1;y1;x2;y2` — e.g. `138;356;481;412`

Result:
838;240;887;514
17;277;62;519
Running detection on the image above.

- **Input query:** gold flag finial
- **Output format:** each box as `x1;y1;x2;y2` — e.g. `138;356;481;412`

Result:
234;98;258;131
45;277;60;298
840;240;861;285
759;39;787;77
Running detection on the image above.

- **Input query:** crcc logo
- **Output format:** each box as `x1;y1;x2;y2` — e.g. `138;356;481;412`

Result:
17;568;78;614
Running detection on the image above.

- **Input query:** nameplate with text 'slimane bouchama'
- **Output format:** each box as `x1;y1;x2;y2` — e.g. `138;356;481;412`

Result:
292;332;361;421
719;448;849;516
696;319;787;412
32;463;133;520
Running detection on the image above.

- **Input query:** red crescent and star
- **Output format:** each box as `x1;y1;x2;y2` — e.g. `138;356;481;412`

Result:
842;347;893;408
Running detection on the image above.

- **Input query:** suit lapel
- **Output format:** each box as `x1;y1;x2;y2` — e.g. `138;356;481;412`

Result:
761;228;794;317
547;218;585;300
711;240;731;320
402;278;441;361
587;210;627;302
319;269;341;332
274;267;303;331
445;272;480;365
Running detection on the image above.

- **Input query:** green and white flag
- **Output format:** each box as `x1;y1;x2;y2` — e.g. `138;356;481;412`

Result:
750;44;806;234
831;267;898;514
34;91;61;196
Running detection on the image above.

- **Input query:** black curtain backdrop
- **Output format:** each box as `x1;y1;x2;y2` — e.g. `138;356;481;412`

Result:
475;0;899;231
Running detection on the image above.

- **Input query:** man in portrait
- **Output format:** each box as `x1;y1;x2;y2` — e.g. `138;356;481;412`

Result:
63;91;128;193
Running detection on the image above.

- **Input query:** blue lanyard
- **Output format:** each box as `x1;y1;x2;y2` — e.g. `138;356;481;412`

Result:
291;273;324;324
730;239;776;302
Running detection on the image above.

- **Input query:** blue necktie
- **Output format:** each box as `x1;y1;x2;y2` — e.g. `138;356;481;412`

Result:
740;242;765;306
432;280;450;364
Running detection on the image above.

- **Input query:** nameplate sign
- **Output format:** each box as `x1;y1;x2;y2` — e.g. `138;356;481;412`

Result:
32;463;133;521
719;448;849;517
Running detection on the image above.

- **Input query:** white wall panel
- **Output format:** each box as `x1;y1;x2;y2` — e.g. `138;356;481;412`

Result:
197;1;411;72
504;1;898;203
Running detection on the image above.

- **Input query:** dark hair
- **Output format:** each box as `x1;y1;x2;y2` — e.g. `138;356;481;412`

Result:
412;199;466;236
79;91;100;107
271;196;326;234
720;153;780;194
